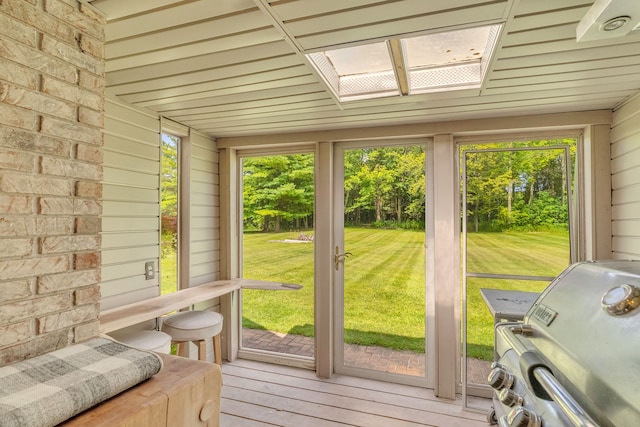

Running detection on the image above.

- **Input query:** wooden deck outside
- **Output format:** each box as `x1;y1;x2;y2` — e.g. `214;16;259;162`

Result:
221;359;491;427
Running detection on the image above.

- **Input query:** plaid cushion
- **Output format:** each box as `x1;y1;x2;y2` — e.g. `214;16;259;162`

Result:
0;337;162;427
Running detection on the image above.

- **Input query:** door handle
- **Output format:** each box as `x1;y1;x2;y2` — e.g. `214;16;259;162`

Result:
335;246;353;270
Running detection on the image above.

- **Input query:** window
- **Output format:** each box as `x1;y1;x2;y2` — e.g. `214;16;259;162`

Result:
460;138;577;403
161;133;179;295
306;24;501;102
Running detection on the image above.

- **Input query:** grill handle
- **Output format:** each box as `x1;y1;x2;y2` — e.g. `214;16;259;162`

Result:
533;368;599;427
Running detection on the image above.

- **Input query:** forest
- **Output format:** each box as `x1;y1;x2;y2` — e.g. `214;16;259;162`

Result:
240;139;576;233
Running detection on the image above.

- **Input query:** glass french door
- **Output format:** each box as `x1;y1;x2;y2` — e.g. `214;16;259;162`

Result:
333;140;431;386
460;141;575;404
238;152;316;364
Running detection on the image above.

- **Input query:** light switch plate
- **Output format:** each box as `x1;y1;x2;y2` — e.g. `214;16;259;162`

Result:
145;261;155;280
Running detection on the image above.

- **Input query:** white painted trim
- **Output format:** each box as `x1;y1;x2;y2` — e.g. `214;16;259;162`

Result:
425;141;436;389
218;111;611;148
456;129;582;144
613;89;640;112
161;117;189;137
315;141;333;378
237;349;316;371
219;148;239;362
332;143;346;375
583;125;613;260
178;131;191;290
432;134;458;399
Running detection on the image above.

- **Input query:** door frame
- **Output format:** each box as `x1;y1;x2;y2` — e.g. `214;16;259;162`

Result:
218;128;606;401
234;145;318;370
459;142;575;405
331;138;434;388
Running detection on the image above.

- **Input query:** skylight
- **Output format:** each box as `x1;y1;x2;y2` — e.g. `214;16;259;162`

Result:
306;25;502;102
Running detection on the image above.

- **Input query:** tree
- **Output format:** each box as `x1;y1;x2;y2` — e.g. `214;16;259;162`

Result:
161;134;179;217
161;134;179;252
462;140;575;232
240;140;574;234
243;154;314;232
343;146;425;227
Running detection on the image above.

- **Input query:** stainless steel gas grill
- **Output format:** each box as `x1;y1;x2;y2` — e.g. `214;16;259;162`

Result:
487;260;640;427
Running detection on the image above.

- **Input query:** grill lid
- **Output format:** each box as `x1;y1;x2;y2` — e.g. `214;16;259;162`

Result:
523;260;640;427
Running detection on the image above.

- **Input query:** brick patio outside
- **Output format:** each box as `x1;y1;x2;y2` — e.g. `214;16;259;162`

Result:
242;328;491;382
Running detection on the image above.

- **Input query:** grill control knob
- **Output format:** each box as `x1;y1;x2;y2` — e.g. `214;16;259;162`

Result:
505;406;542;427
488;367;514;390
499;388;524;407
601;284;640;316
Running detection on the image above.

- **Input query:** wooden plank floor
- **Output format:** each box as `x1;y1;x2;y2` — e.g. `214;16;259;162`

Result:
221;360;490;426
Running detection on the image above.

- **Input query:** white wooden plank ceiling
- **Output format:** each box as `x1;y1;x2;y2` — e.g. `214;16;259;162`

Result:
90;0;640;138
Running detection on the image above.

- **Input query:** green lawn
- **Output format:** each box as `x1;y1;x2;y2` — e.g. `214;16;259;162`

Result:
341;228;425;352
241;231;316;336
160;247;177;295
237;228;569;361
465;230;569;360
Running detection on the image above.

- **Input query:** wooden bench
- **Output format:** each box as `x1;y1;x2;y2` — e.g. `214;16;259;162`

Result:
61;353;221;427
73;278;301;426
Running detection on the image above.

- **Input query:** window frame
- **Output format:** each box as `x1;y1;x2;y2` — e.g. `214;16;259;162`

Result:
160;118;190;293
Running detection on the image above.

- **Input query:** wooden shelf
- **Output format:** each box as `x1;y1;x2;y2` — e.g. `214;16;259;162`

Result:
99;279;302;333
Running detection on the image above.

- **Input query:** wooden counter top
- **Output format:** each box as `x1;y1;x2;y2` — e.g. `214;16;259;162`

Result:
99;278;301;333
61;353;222;426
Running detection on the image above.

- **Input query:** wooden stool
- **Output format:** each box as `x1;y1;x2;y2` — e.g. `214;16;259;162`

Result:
161;310;224;365
108;330;172;354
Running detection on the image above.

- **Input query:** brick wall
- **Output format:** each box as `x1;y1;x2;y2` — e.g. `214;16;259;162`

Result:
0;0;105;364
